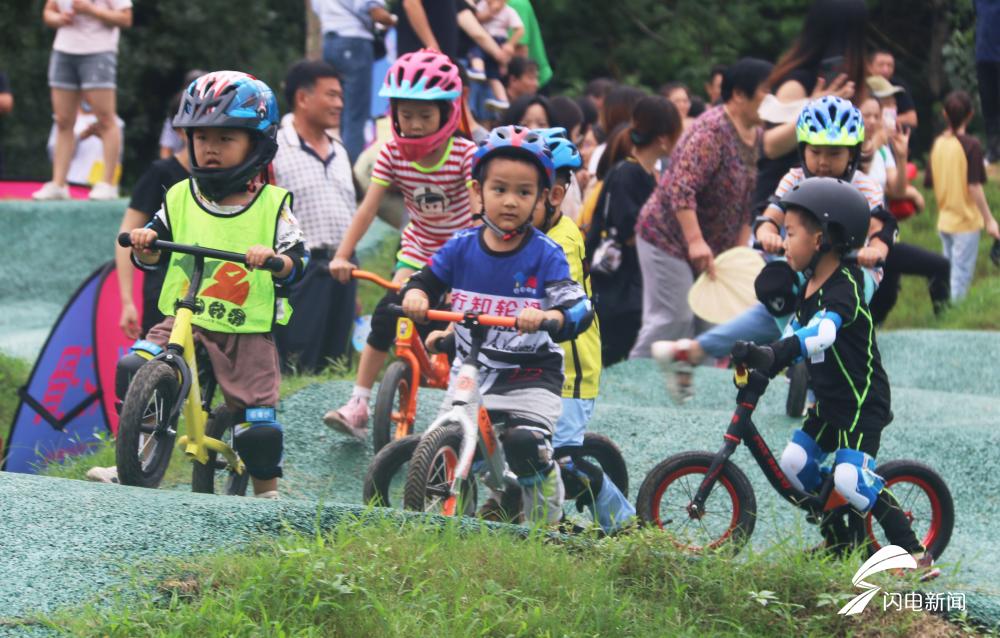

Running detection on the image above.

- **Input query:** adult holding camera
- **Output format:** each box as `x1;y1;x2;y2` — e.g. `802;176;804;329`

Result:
750;0;867;219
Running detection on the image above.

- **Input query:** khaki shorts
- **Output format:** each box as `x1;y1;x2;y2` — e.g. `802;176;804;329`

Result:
145;317;280;411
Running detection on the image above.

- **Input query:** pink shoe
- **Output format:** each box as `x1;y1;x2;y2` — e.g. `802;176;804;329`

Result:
323;395;369;440
651;339;695;405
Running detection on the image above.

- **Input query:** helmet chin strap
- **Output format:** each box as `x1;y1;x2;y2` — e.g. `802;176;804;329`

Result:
802;242;831;280
474;192;545;241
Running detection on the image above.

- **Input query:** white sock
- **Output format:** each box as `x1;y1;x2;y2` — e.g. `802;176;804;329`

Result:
351;385;372;402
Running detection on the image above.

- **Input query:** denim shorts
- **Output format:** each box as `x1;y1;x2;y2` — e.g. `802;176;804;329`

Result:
48;50;117;90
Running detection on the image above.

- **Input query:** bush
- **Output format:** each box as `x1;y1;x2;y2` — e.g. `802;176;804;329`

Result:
0;0;304;186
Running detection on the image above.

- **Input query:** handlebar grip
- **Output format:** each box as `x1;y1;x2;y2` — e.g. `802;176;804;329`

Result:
387;303;405;316
117;232;133;248
751;241;785;256
263;256;286;273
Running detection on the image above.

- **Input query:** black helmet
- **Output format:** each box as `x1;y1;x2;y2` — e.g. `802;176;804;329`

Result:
779;176;870;253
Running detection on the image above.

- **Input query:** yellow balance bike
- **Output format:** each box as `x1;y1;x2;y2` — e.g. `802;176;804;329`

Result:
114;233;284;494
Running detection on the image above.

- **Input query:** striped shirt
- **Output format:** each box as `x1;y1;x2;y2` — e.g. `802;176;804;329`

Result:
371;136;476;268
768;167;884;212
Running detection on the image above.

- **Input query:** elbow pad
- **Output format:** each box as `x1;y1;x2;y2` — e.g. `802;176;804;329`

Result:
793;310;843;359
869;207;899;247
554;298;594;342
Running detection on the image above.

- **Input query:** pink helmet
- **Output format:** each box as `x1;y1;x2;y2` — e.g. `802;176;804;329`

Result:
379;49;463;161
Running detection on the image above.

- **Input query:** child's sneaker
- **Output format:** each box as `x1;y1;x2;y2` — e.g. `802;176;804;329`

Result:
32;181;71;201
912;552;942;582
88;182;120;200
651;339;695;404
85;466;119;484
466;67;487;82
323;395;369;440
484;97;510;112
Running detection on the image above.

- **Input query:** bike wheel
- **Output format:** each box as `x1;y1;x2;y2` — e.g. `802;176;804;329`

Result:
115;361;180;488
363;433;421;507
372;361;414;454
866;460;954;559
636;451;756;552
786;361;809;418
403;424;477;517
191;407;250;496
579;432;629;497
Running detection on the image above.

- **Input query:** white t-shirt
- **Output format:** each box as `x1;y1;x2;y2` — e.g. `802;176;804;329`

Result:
52;0;133;55
476;2;523;40
865;145;897;191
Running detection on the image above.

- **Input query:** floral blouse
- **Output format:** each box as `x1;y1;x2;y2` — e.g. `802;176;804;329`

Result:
636;105;759;261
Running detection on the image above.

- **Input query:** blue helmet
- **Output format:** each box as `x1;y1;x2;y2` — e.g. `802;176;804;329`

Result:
534;127;582;173
472;125;556;188
795;96;865;180
173;71;280;200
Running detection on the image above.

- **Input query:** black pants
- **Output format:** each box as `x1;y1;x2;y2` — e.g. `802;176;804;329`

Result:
978;60;1000;160
598;310;641;367
274;251;357;374
869;242;950;325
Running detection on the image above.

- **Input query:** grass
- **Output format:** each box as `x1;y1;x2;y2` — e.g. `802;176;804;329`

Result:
880;179;1000;331
40;516;976;638
0;351;29;447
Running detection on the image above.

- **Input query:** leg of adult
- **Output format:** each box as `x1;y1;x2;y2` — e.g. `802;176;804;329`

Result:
275;252;357;374
946;230;980;301
84;88;120;185
598;310;641;367
868;252;903;325
323;34;373;165
977;61;1000;161
872;242;950;323
695;302;784;359
81;50;120;186
629;236;695;359
50;88;80;187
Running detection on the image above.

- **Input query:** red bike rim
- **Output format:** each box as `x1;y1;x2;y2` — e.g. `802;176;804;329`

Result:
865;475;942;552
652;464;741;551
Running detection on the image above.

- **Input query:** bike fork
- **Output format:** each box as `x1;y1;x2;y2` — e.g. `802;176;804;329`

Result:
689;437;741;518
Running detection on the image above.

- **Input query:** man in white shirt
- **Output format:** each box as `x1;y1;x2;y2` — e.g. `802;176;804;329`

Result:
273;60;359;373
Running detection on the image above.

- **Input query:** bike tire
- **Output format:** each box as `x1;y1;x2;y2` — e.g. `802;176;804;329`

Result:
866;459;954;559
579;432;630;497
403;424;477;517
372;361;413;454
115;361;180;488
636;451;756;552
190;407;249;496
786;361;809;418
363;433;421;507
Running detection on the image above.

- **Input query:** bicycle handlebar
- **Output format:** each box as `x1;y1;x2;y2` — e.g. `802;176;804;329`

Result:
386;303;561;335
351;269;400;291
751;241;884;269
118;232;285;273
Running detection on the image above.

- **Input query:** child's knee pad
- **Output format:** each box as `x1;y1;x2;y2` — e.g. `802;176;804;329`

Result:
367;291;402;352
502;424;555;485
115;340;163;401
233;407;284;480
779;429;827;493
833;448;884;513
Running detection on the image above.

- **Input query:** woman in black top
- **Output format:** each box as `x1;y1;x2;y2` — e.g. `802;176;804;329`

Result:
115;96;189;338
585;96;681;366
751;0;868;218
